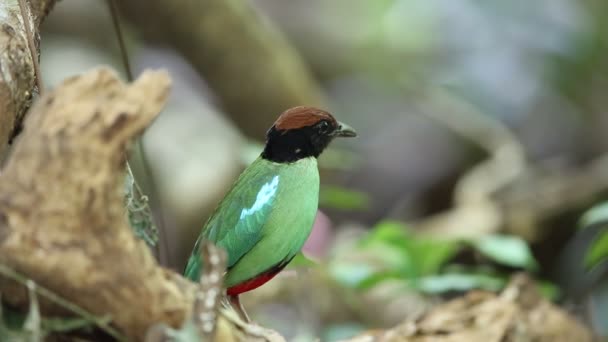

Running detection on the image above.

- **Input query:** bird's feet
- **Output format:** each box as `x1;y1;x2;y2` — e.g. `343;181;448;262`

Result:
228;295;251;323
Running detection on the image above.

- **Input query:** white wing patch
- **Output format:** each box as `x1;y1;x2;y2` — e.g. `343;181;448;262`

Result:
239;175;280;220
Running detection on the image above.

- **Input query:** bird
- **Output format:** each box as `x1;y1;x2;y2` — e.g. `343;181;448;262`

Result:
184;106;356;322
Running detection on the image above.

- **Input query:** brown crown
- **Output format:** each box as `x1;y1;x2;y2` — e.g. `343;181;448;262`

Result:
274;106;337;131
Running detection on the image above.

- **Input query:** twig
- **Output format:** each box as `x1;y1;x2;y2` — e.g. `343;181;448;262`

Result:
116;0;325;138
23;280;41;342
106;0;173;264
0;264;126;341
107;0;133;82
420;88;527;204
18;0;45;94
194;241;227;339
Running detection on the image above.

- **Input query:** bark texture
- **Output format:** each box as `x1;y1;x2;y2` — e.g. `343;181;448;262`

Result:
0;0;56;157
117;0;325;139
0;67;196;340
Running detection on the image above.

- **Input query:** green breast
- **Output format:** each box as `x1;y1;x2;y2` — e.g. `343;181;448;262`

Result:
184;157;320;288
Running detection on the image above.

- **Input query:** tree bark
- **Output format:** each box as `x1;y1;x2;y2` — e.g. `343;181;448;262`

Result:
117;0;326;139
0;67;196;340
0;0;56;158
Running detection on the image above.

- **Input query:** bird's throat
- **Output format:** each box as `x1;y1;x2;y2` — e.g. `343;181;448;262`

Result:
262;126;330;163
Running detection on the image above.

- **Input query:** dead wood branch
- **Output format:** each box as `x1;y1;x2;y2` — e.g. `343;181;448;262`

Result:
117;0;325;139
349;274;593;342
0;0;56;157
0;67;195;340
414;90;608;242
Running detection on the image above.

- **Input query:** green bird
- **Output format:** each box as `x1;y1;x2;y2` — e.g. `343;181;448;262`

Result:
184;106;356;321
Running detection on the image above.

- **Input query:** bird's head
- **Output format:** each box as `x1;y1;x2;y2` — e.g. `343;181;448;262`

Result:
261;106;357;163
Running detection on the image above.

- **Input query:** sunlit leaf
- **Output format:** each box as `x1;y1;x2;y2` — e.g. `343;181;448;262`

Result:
406;238;460;276
364;244;415;276
579;202;608;269
414;273;506;294
356;270;405;290
319;186;370;211
585;232;608;268
360;221;460;278
359;221;416;275
537;281;561;301
329;262;375;288
287;252;318;269
470;235;538;271
579;202;608;229
359;221;409;247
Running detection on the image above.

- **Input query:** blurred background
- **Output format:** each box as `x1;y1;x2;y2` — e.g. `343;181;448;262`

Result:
40;0;607;341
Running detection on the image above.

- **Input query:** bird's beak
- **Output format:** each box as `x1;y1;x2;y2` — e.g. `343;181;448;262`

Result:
334;121;357;137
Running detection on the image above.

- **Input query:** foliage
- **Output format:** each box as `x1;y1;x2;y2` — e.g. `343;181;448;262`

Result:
288;252;319;268
579;202;608;269
330;220;550;297
319;185;370;211
468;235;539;271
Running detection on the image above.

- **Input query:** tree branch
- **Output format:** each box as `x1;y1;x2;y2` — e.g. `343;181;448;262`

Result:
0;67;194;340
117;0;326;138
0;0;56;157
351;274;593;342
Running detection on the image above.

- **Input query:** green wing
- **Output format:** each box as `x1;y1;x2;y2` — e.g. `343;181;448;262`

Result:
184;159;280;281
185;157;320;289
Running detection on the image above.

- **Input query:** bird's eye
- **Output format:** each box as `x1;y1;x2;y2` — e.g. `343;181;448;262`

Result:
317;120;330;134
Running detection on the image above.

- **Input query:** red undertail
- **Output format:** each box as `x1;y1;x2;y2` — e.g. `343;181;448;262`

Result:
227;270;282;296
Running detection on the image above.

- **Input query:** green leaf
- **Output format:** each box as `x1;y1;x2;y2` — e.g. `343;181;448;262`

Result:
406;238;460;276
359;221;410;248
360;221;460;278
414;273;506;294
329;262;375;288
470;235;539;271
319;186;370;211
356;270;406;290
358;221;416;276
585;231;608;268
287;252;318;269
537;281;561;301
579;202;608;269
579;202;608;229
